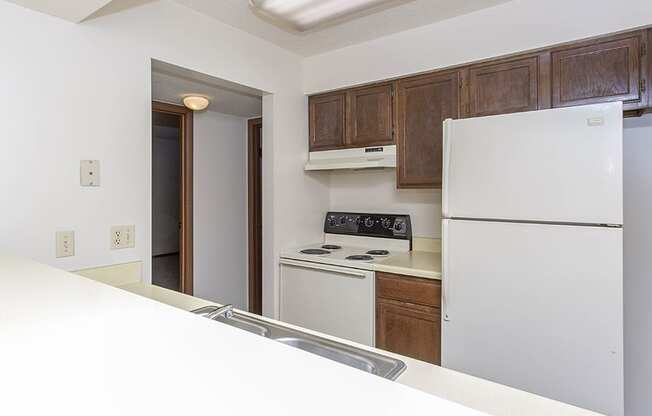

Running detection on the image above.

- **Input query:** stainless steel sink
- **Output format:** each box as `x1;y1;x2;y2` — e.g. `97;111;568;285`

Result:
191;306;406;380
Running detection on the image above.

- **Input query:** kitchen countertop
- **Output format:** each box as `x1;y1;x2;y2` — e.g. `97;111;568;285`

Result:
375;250;441;280
1;254;488;416
117;275;599;416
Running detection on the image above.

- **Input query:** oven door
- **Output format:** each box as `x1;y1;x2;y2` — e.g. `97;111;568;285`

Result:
279;258;374;346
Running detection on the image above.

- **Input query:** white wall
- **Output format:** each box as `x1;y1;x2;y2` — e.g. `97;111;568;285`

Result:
0;0;330;318
623;115;652;416
193;111;248;310
151;125;180;256
303;0;652;93
329;170;440;238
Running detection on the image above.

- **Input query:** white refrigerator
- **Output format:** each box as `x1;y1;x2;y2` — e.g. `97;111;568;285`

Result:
441;102;623;416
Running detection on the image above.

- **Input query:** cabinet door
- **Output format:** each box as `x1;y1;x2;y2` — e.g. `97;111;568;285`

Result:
376;298;441;365
551;32;647;110
309;92;347;151
348;83;394;147
396;72;459;189
464;55;546;118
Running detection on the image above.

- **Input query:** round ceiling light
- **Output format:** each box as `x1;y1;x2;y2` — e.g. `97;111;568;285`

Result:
183;96;210;111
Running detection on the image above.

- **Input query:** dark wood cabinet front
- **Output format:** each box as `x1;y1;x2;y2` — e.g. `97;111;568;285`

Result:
551;32;648;110
375;272;441;365
309;92;347;151
348;83;394;147
463;54;548;118
396;71;460;189
308;28;652;183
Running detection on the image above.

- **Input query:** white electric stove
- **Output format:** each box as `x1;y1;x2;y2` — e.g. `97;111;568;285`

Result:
279;212;412;346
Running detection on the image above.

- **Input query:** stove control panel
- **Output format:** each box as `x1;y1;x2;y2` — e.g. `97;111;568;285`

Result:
324;212;412;240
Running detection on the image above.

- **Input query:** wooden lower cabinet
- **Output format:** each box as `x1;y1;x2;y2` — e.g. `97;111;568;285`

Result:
375;272;441;365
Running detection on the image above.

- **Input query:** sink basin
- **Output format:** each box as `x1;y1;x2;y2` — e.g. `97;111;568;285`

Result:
191;306;406;380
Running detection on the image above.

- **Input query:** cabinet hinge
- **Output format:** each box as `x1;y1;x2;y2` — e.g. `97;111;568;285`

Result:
641;79;647;93
642;43;647;57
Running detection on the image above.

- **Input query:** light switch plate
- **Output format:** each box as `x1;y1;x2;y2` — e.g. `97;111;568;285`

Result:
56;231;75;258
111;225;135;250
80;160;100;187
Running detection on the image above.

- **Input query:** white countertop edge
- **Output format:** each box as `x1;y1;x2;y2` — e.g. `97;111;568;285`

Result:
1;254;492;416
115;281;599;416
373;263;442;280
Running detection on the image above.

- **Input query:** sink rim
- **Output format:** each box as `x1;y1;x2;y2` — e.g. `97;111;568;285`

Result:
191;306;407;381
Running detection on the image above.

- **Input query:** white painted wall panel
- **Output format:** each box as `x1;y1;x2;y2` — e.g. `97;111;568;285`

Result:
303;0;652;93
193;111;248;310
623;115;652;416
0;0;329;318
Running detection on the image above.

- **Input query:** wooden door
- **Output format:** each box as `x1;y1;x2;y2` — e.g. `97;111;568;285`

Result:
247;118;263;315
463;54;548;118
395;71;459;189
551;32;647;110
309;91;347;151
348;83;394;147
376;299;441;365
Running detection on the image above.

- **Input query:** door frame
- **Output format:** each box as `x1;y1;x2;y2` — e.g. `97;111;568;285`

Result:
248;117;263;314
152;101;194;295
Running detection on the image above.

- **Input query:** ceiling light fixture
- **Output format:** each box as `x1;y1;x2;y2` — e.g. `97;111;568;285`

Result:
249;0;410;32
182;96;210;111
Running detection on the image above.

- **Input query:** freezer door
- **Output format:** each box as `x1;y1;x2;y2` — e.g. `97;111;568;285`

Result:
442;102;623;225
441;219;623;416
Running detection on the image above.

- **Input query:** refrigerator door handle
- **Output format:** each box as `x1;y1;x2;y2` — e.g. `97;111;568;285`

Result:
442;119;453;218
441;219;450;321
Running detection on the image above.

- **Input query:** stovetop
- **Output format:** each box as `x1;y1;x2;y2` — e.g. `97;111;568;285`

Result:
280;212;412;270
283;244;393;269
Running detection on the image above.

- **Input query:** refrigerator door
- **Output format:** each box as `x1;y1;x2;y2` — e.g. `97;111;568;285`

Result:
441;219;623;416
442;102;623;225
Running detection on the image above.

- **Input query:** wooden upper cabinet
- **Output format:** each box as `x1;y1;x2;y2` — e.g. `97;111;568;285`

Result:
348;83;394;147
551;31;648;110
396;71;460;189
309;92;347;151
463;54;549;118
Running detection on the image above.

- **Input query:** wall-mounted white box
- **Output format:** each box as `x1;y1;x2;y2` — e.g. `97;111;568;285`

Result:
80;160;100;187
56;231;75;258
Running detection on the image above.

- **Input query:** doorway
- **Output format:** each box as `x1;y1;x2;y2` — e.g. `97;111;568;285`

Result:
248;118;263;314
152;101;193;295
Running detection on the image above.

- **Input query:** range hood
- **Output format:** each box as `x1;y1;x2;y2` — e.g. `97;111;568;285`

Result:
305;145;396;171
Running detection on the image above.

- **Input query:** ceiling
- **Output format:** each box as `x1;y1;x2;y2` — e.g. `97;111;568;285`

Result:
175;0;512;56
10;0;512;57
151;60;263;118
6;0;113;22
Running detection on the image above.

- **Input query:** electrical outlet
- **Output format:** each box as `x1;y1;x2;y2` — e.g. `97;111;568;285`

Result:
111;225;135;250
56;231;75;258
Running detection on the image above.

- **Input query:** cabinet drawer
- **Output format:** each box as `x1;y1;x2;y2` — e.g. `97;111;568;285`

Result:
376;272;441;307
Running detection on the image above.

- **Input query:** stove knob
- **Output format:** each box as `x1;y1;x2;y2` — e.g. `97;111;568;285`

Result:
381;218;392;229
328;217;337;227
394;221;405;232
364;217;374;228
339;216;347;225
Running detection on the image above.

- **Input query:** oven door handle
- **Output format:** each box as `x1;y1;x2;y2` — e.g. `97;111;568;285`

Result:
279;258;369;279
